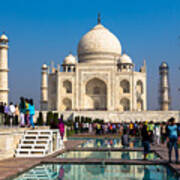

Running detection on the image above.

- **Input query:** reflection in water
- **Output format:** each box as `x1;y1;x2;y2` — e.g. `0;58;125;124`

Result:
58;166;64;180
58;151;159;160
78;138;142;148
143;166;150;180
86;164;106;175
14;164;178;180
121;152;130;173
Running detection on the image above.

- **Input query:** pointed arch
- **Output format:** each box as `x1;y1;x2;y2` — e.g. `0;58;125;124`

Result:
62;98;72;111
136;80;143;94
63;80;72;94
120;80;130;93
85;78;107;110
120;98;130;111
137;98;143;111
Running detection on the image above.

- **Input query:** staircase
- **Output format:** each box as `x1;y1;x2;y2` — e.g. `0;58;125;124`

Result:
15;129;63;157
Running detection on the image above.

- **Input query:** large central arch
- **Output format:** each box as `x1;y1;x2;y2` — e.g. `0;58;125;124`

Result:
85;78;107;110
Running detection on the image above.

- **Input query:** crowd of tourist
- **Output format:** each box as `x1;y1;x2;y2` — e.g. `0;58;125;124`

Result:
72;118;180;163
0;100;179;163
0;97;35;128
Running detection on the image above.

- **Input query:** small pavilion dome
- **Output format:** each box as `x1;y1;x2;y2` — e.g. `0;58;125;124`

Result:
119;54;133;64
0;33;8;42
42;64;48;69
160;61;168;68
63;54;76;65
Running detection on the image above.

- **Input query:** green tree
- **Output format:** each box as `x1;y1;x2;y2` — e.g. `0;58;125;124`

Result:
37;112;44;126
46;111;53;125
51;112;59;129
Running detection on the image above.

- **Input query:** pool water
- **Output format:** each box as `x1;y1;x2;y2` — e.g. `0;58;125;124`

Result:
13;164;178;180
57;151;159;160
75;138;142;148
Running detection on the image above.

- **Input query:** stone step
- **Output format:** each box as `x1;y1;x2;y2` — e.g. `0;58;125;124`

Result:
18;144;48;149
21;139;50;144
23;135;51;140
15;153;46;158
15;129;61;158
16;148;47;153
15;149;48;157
25;130;52;135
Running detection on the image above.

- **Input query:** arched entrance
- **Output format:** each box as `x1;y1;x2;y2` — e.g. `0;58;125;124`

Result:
62;98;72;111
137;98;143;111
85;78;107;110
120;98;130;111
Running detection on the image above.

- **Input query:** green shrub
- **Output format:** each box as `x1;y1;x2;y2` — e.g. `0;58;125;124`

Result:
37;112;44;126
81;116;85;123
46;111;53;125
60;114;64;121
52;112;59;129
66;119;73;127
75;116;79;122
66;129;75;137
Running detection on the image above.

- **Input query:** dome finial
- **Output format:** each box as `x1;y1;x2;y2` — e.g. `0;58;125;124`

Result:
97;13;101;24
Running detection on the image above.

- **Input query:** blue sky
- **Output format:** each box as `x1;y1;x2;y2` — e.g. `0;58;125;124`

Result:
0;0;180;110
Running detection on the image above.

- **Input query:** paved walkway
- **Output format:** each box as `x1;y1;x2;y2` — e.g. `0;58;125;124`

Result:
155;144;180;176
0;140;180;179
0;140;84;180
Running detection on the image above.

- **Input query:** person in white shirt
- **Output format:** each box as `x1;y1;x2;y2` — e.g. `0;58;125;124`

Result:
154;123;161;145
9;102;15;127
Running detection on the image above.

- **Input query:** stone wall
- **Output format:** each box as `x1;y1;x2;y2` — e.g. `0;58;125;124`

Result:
35;110;180;123
0;128;24;160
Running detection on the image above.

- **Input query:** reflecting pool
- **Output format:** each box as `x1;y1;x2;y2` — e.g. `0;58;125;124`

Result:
57;151;159;160
13;164;178;180
75;138;142;148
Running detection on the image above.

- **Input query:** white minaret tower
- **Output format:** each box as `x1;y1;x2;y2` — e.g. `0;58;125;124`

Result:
159;62;170;110
0;33;9;104
40;64;48;110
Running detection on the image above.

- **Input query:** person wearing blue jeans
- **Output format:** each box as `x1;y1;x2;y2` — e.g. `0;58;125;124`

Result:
167;117;179;163
29;99;35;129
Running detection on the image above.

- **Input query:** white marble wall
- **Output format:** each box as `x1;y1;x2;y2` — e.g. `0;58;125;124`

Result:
35;110;180;123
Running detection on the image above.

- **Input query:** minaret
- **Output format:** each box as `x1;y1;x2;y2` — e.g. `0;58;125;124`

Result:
40;64;48;110
159;62;170;110
0;33;9;104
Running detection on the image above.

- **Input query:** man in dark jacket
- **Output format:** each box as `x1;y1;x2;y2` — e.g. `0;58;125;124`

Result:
141;122;151;160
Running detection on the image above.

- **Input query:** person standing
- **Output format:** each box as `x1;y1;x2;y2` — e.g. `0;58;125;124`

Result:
167;117;179;163
121;129;129;148
9;102;15;127
58;118;65;140
0;102;4;125
161;122;167;144
4;103;9;125
29;99;35;129
141;122;151;160
25;99;30;126
15;105;19;126
19;97;26;127
154;123;161;145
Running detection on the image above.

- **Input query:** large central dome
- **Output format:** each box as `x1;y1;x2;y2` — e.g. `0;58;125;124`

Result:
77;23;122;64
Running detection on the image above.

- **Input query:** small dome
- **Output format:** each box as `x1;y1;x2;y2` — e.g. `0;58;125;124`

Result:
42;64;48;69
0;33;8;41
63;54;76;65
119;54;133;64
160;61;168;68
77;23;122;63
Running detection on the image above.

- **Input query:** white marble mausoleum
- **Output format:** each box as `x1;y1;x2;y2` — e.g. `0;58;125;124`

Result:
40;19;147;112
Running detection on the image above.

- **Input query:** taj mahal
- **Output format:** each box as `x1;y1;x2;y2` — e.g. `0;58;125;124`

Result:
0;16;178;122
40;17;147;113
